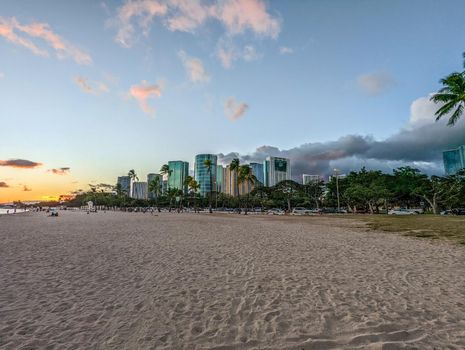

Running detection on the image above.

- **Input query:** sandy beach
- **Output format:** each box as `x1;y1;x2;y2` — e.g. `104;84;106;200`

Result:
1;211;464;349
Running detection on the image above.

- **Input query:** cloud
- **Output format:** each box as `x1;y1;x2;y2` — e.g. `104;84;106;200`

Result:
279;46;293;54
0;182;9;188
178;50;210;83
216;40;262;68
113;0;280;47
357;71;394;95
23;185;32;192
217;94;465;179
74;76;109;94
0;72;4;79
0;159;42;168
225;97;249;121
0;16;92;65
114;0;168;47
49;167;71;175
129;80;163;115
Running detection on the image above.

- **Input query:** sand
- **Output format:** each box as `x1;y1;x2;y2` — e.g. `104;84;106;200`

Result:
1;211;464;350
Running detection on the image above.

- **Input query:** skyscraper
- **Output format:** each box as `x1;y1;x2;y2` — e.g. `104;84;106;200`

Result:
263;156;291;187
443;145;465;175
303;174;323;184
117;176;131;195
194;154;217;197
250;162;264;185
216;165;224;193
131;182;148;199
167;161;189;193
147;173;162;199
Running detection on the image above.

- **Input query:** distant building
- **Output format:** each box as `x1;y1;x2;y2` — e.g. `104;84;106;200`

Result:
329;174;347;182
168;161;189;193
263;156;291;187
162;180;168;194
216;165;224;193
147;173;162;199
250;162;264;185
195;154;217;197
117;176;131;195
443;145;465;175
223;165;252;196
131;182;148;199
303;174;323;184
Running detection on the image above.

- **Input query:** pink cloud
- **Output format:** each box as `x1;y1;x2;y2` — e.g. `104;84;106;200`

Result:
225;96;249;121
212;0;280;38
115;0;168;47
114;0;280;46
74;76;109;94
0;17;92;65
129;81;163;115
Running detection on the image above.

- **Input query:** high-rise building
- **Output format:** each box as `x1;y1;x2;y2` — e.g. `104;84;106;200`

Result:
303;174;323;184
216;165;224;193
168;161;189;193
223;165;237;196
195;154;217;197
263;156;291;187
250;162;264;185
131;182;148;199
443;145;465;175
117;176;131;195
147;173;162;199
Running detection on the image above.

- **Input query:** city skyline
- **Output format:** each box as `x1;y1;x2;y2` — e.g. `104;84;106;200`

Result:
2;0;465;202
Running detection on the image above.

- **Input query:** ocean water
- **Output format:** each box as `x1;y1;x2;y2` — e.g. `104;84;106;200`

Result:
0;208;28;215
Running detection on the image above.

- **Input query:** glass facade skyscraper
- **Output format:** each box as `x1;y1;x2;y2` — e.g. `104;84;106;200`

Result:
168;161;189;193
250;162;264;185
263;156;291;186
147;173;162;199
443;145;465;175
194;154;217;197
117;176;131;195
216;165;224;193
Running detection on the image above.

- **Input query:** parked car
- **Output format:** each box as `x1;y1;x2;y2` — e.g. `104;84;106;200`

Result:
291;207;312;215
388;208;418;215
452;208;465;215
267;208;285;215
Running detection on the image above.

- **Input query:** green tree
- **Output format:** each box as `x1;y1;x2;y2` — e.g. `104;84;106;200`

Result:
148;176;162;211
229;158;240;199
188;178;200;212
430;52;465;126
303;180;325;209
273;180;301;212
237;164;257;215
204;159;214;213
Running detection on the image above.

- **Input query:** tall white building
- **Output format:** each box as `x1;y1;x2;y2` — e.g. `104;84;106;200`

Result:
303;174;323;184
263;156;291;186
131;182;148;199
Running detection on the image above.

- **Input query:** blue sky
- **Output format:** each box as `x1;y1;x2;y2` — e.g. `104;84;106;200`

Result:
1;0;465;200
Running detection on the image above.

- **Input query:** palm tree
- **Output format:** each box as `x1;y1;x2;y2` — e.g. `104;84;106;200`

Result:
127;169;138;198
148;176;162;211
166;188;178;212
229;158;240;202
430;52;465;126
183;175;193;208
188;178;200;212
204;159;213;213
237;165;257;215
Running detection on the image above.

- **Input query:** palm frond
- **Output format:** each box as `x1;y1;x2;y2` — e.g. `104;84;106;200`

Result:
447;103;464;126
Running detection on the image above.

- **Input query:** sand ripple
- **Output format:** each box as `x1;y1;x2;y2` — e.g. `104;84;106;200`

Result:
1;212;465;349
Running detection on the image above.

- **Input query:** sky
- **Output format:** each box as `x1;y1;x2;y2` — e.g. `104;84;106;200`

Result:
1;0;465;202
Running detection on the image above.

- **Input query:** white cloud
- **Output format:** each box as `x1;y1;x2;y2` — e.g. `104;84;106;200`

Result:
279;46;293;54
408;93;453;128
224;96;249;121
242;45;261;61
357;71;394;95
216;40;262;68
178;50;210;83
0;72;4;79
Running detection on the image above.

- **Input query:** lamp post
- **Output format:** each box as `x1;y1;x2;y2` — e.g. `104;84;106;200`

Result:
333;168;340;212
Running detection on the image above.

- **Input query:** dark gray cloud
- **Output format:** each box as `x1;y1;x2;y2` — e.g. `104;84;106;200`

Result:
217;117;465;180
0;181;9;188
0;159;42;168
49;167;71;175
